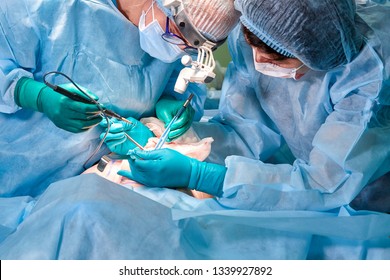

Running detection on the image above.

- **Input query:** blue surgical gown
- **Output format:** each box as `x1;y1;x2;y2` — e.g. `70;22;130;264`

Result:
0;0;206;197
192;3;390;212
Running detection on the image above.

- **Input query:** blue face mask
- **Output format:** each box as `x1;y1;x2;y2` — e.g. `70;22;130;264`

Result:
138;2;184;63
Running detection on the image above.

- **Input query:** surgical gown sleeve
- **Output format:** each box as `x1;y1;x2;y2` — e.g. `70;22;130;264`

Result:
194;8;390;212
0;6;35;113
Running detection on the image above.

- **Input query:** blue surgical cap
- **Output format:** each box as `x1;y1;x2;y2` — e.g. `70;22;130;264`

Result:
235;0;363;70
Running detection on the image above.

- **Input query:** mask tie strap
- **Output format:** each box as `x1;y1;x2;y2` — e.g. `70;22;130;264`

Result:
143;0;156;20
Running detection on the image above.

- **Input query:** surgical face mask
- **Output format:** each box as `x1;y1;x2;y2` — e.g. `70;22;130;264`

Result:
252;49;305;80
139;2;184;63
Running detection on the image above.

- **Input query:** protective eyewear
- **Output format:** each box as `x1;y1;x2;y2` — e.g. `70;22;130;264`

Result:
161;17;198;55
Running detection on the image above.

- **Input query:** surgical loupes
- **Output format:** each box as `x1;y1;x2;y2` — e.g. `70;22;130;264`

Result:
174;43;217;94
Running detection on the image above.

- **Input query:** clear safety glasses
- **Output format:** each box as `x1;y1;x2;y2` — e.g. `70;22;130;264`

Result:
161;17;198;55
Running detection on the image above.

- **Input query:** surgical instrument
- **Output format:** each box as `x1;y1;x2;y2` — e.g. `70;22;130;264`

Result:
43;71;132;124
124;132;145;151
154;93;194;150
97;155;111;172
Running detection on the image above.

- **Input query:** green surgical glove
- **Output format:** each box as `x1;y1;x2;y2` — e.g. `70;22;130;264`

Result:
118;148;226;197
14;77;102;133
99;117;154;155
155;97;195;141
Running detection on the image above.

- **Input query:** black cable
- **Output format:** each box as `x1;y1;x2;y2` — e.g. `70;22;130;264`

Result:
43;71;98;105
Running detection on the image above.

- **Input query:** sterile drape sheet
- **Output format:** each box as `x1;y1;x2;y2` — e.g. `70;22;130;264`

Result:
0;174;389;259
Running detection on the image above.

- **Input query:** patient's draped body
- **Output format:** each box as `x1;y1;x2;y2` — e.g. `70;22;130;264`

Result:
83;117;214;199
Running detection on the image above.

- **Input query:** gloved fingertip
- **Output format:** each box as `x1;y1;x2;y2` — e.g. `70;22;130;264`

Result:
117;170;133;179
99;118;108;127
168;130;184;141
127;148;144;158
126;150;138;160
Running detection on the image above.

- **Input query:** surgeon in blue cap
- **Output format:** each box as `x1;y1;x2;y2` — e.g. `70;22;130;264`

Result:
120;0;390;213
0;0;240;197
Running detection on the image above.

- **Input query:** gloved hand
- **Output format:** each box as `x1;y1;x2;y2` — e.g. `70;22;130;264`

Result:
14;77;102;133
99;117;154;155
118;148;226;197
155;97;195;141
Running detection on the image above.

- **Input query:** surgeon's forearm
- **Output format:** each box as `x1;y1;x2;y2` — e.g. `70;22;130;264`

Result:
192;121;254;165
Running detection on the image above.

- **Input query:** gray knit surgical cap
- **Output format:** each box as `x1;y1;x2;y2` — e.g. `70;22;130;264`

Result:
156;0;240;43
235;0;363;70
